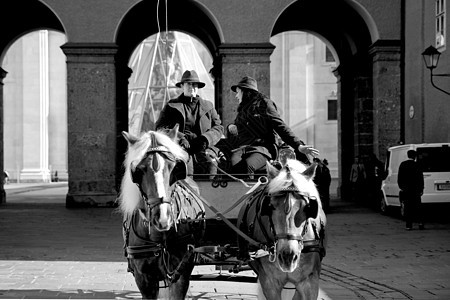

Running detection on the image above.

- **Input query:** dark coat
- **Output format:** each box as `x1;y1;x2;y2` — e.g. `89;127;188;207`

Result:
398;159;424;194
232;94;306;161
155;94;224;147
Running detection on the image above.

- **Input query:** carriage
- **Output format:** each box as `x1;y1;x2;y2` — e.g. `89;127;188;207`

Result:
118;127;327;300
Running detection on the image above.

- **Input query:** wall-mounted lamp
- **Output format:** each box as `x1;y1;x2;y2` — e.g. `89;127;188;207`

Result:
421;45;450;95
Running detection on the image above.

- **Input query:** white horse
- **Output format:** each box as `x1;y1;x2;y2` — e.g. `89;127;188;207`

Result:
118;125;205;300
238;159;327;300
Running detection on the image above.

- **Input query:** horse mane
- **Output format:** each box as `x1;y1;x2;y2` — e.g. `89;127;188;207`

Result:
118;130;188;216
267;159;322;207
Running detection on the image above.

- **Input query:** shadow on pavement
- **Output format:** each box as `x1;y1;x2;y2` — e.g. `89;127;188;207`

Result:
0;202;125;262
0;289;141;299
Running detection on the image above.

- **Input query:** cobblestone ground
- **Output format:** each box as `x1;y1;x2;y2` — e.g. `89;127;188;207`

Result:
1;184;450;299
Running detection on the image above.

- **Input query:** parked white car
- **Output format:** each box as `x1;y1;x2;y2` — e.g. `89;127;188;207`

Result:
380;143;450;215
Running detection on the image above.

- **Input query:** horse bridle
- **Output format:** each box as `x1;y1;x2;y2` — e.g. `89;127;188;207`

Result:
266;188;316;242
131;139;188;213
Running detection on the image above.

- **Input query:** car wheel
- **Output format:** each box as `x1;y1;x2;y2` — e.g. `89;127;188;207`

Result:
380;197;388;215
400;201;405;218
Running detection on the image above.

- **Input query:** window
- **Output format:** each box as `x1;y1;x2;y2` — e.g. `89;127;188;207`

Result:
327;99;337;121
417;146;450;172
325;46;335;63
436;0;446;49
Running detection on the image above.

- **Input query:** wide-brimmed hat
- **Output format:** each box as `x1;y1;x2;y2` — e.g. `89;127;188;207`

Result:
231;76;258;92
175;70;205;88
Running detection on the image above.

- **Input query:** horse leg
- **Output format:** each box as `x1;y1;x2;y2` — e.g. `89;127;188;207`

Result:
292;277;320;300
168;258;195;300
129;259;160;300
292;265;321;300
249;258;284;300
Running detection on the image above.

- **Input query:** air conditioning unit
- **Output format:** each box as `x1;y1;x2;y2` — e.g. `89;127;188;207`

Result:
436;33;445;47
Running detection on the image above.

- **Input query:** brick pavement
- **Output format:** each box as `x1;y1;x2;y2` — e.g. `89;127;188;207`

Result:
1;184;450;299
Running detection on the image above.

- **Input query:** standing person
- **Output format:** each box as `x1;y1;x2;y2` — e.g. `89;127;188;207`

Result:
366;153;386;208
320;158;332;212
313;158;331;212
226;76;319;175
349;156;366;201
155;70;224;177
397;150;424;230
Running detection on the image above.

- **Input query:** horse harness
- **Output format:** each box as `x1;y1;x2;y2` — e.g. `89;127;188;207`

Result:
123;181;204;285
124;138;199;284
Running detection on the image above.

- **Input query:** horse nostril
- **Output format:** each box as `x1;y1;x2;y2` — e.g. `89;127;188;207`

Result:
293;254;298;262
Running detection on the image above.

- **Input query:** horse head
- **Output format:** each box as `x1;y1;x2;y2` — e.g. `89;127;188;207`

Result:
265;159;321;273
119;125;189;232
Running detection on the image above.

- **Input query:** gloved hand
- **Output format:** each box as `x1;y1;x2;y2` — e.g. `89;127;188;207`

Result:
189;136;209;153
183;130;197;142
179;137;190;150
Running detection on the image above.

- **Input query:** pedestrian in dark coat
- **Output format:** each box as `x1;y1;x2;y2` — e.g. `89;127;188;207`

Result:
397;150;424;230
313;158;331;212
155;70;224;176
226;76;319;175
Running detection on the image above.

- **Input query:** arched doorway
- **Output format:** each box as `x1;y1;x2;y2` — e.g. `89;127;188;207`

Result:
0;0;66;204
115;0;222;189
272;0;375;200
127;31;214;136
270;31;339;196
3;30;67;184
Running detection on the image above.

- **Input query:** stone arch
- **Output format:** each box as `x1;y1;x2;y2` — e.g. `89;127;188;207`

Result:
0;1;65;63
114;0;223;188
115;0;222;63
0;0;66;204
271;0;376;198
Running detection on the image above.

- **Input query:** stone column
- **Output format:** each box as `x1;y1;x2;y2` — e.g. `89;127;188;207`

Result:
216;43;275;127
0;68;7;204
20;31;51;182
61;43;118;207
369;40;402;160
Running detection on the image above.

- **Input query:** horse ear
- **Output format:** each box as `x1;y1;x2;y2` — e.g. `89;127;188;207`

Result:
168;124;180;141
122;131;139;145
266;161;280;179
302;163;317;180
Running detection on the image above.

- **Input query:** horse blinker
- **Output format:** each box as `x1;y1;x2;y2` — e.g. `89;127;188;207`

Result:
304;198;319;219
260;195;273;216
169;160;187;186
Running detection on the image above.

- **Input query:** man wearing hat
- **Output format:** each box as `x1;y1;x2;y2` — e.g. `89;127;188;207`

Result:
227;76;319;175
156;70;223;176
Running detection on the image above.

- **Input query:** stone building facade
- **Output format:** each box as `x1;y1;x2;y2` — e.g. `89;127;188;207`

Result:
0;0;448;206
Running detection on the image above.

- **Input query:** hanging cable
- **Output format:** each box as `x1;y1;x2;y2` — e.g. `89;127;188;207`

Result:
156;0;170;105
164;0;170;104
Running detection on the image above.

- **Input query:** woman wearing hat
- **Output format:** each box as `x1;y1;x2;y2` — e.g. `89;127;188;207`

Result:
156;70;223;176
227;76;319;175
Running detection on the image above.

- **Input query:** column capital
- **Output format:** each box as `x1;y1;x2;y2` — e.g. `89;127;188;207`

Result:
217;43;275;63
369;40;401;61
61;43;118;63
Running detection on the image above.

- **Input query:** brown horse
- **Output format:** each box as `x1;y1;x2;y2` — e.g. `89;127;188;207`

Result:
237;159;327;300
118;125;205;299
